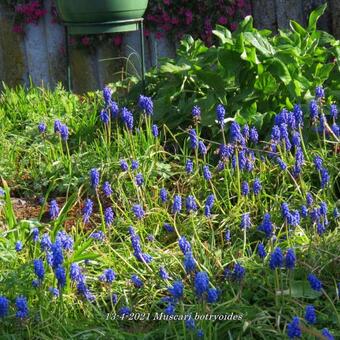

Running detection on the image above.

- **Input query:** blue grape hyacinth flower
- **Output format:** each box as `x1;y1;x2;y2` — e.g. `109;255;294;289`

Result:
233;263;245;281
49;199;59;220
322;328;335;340
138;95;153;115
287;316;301;339
203;165;212;181
192;105;201;119
216;104;225;127
184;252;196;273
152;124;159;137
60;124;69;141
82;199;93;224
70;263;83;282
131;274;143;288
100;110;109;124
103;86;112;106
240;213;251;229
307;274;322;291
38;122;47;134
160;188;167;203
132;204;144;220
120;159;128;172
253;178;261;195
241;181;249;196
304;305;316;324
178;236;191;255
207;288;219;303
172;195;182;214
135;173;144;186
159;266;169;280
0;296;9;318
257;243;266;259
15;296;28;319
315;85;325;99
33;259;45;281
269;247;283;270
55;266;66;288
188;129;198;149
102;181;113;197
185;159;194;174
186;195;197;213
330;104;338;119
168;280;184;300
90;168;100;188
15;241;23;252
104;207;115;226
194;272;209;297
285;248;296;270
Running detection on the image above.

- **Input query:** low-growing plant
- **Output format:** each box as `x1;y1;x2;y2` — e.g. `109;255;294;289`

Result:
0;84;339;338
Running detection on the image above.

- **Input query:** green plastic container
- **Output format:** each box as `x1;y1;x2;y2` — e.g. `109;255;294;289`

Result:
56;0;149;23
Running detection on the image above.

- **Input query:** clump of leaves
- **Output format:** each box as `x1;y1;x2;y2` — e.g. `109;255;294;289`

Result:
138;4;339;134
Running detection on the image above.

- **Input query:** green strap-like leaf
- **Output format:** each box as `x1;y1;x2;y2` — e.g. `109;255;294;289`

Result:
308;3;327;32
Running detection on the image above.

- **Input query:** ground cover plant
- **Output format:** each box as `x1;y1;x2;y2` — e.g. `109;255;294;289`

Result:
0;84;339;339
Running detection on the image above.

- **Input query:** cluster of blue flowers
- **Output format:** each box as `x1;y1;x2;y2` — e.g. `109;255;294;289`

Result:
6;85;338;338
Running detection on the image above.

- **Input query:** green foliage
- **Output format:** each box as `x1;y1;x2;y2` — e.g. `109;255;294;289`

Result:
0;82;339;339
142;4;339;132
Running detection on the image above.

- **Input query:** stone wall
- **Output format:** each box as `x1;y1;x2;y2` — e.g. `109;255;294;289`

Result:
0;0;339;93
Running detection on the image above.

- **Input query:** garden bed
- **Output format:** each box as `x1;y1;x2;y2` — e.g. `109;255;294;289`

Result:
0;83;339;339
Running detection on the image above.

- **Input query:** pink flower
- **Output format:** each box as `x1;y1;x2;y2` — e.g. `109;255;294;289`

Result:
230;23;238;31
69;37;76;46
163;0;171;5
162;24;172;32
81;36;90;46
185;10;193;25
144;29;150;37
162;11;171;23
217;16;228;25
155;31;163;40
171;17;179;25
236;0;246;9
12;24;24;33
113;34;123;46
146;14;156;22
226;6;236;17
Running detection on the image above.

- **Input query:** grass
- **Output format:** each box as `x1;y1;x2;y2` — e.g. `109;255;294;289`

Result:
0;83;339;339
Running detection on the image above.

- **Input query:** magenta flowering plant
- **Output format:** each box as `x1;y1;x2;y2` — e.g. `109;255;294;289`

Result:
144;0;252;45
6;0;252;48
10;0;47;33
5;0;124;49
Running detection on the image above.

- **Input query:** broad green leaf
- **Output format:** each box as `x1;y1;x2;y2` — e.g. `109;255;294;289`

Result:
315;63;335;82
244;32;275;57
289;281;322;299
196;70;226;96
290;20;307;37
213;25;233;45
285;96;294;110
308;3;327;32
254;72;277;94
267;58;292;85
250;112;264;129
218;49;243;77
236;15;254;33
159;62;191;74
